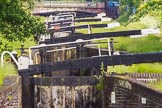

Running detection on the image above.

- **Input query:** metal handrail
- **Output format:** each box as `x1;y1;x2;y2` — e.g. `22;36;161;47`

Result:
1;51;19;68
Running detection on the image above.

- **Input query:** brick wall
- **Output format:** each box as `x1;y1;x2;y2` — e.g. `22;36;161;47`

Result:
0;76;21;108
104;76;162;108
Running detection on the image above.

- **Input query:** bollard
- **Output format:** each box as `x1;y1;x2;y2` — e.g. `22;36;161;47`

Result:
110;38;114;55
39;45;47;64
20;45;26;56
76;43;85;58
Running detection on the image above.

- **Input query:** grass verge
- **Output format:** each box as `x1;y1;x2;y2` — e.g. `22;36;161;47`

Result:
0;63;17;86
99;35;162;53
148;79;162;91
108;63;162;74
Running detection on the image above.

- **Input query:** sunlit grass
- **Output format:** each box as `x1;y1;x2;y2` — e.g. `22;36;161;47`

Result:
116;12;131;24
7;37;37;55
76;21;146;34
114;36;162;53
75;29;88;34
0;63;17;85
97;35;162;53
75;21;110;25
108;63;162;74
148;79;162;91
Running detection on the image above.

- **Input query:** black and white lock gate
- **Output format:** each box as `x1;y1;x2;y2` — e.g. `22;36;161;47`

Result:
19;51;162;108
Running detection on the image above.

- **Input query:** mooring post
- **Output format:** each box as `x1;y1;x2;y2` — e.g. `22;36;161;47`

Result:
110;38;114;55
39;43;47;63
71;27;75;35
20;45;26;56
76;43;85;58
88;24;92;34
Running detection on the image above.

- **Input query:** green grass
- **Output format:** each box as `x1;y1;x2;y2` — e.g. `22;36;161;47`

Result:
116;35;162;53
148;79;162;91
75;29;88;34
75;21;110;25
7;37;37;55
76;21;146;34
99;35;162;53
108;63;162;74
0;30;37;55
0;63;17;85
116;12;131;25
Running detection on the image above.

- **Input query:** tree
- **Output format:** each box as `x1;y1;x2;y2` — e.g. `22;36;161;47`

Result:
120;0;143;13
127;0;162;25
0;0;46;52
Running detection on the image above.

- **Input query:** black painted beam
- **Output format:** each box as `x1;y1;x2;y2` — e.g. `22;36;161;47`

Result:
33;11;97;18
75;14;97;18
48;19;105;29
75;18;101;22
47;18;102;27
27;52;162;75
49;25;88;32
31;76;97;86
48;19;73;25
91;24;108;28
45;30;141;44
49;23;108;31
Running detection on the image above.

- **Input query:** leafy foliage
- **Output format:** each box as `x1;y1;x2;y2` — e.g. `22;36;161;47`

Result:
0;0;46;52
119;0;143;14
127;0;162;25
95;62;106;91
120;0;143;8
